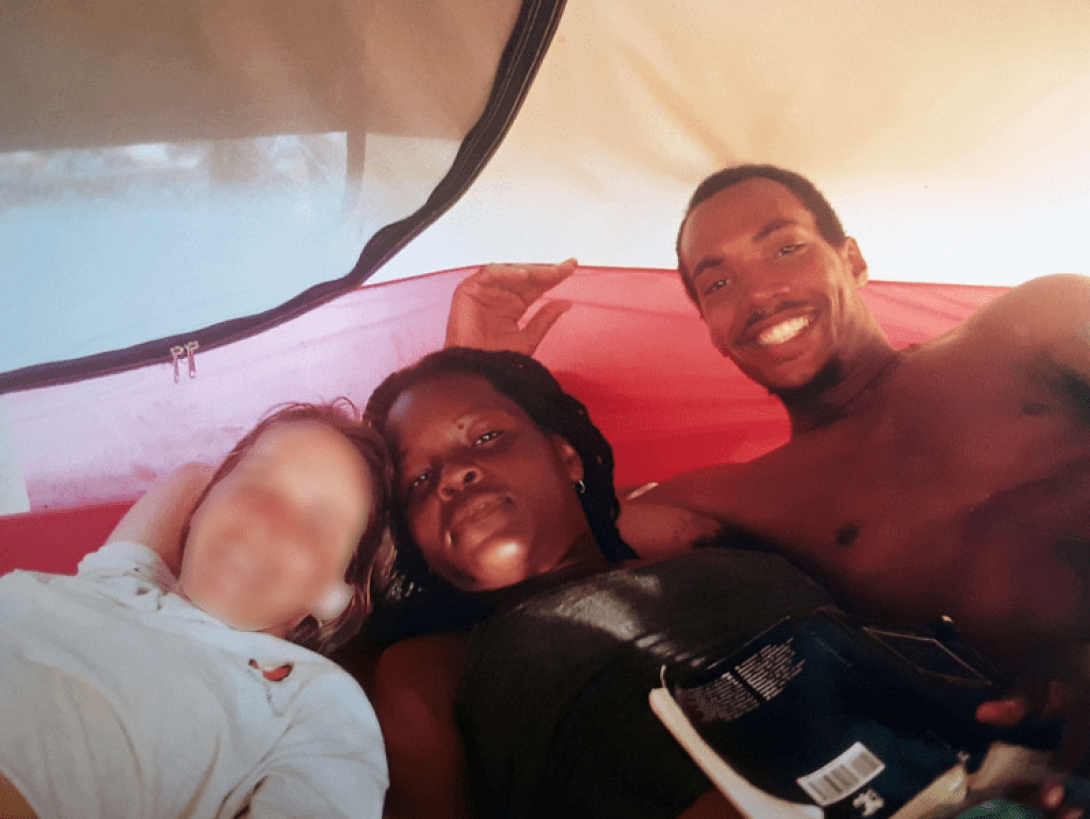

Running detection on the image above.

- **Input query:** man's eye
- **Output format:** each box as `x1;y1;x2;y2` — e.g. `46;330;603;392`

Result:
777;243;804;257
704;278;730;296
474;430;503;445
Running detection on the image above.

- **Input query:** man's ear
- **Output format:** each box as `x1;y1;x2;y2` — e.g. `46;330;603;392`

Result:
552;436;585;484
842;237;868;286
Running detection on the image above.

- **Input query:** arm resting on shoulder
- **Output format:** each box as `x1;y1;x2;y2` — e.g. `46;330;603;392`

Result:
624;463;759;541
105;462;214;576
371;633;477;819
618;486;723;559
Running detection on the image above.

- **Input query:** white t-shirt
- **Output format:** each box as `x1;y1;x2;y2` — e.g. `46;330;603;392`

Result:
0;541;387;819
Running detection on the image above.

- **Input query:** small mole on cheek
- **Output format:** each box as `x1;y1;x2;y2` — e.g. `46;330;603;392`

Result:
835;522;860;548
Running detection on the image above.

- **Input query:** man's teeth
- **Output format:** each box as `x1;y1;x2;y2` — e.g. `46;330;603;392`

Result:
757;315;813;346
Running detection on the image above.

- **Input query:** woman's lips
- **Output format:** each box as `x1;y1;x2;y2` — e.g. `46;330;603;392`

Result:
448;492;512;542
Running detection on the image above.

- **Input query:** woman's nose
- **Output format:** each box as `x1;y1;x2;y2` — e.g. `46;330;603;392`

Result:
438;461;480;498
247;491;308;548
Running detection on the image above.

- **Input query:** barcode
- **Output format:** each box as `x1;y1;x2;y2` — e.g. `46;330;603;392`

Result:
796;741;885;806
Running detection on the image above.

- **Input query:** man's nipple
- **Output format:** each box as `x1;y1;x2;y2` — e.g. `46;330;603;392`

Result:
835;522;860;548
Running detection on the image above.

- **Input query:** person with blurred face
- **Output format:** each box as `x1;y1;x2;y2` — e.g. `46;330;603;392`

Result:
181;419;374;638
0;403;390;819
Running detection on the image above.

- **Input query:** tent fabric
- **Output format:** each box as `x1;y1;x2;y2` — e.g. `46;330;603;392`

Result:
0;265;1004;575
2;1;1084;566
375;0;1090;286
4;1;1088;391
0;501;131;576
1;0;561;389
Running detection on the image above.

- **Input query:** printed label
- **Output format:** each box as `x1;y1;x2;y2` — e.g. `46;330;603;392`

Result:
677;670;761;722
797;741;886;807
734;638;805;701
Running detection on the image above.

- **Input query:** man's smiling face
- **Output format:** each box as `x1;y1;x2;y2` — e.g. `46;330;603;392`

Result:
678;177;869;393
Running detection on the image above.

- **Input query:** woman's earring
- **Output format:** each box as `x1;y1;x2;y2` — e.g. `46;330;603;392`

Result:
574;479;586;495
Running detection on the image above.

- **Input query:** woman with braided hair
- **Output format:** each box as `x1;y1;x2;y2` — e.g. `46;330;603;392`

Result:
364;346;831;819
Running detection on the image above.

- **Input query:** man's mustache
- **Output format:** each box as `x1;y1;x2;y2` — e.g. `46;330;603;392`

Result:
743;300;811;333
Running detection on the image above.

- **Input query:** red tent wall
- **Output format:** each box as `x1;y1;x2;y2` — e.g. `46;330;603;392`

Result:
0;266;1004;576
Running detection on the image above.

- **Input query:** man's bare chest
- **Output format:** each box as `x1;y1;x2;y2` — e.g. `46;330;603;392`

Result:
734;367;1090;568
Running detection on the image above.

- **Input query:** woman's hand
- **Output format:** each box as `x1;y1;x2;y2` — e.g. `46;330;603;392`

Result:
444;259;576;355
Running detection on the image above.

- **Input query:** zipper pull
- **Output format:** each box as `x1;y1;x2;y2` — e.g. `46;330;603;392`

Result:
169;345;185;383
184;340;199;379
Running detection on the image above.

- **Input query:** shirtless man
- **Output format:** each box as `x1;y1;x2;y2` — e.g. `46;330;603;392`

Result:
446;165;1090;679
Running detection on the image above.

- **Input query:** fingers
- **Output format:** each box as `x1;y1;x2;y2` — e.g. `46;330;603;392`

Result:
520;299;573;353
445;259;578;353
1042;779;1087;819
471;259;578;299
977;697;1030;728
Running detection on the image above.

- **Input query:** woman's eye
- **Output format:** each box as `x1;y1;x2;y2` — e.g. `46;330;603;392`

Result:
406;470;431;493
474;430;503;445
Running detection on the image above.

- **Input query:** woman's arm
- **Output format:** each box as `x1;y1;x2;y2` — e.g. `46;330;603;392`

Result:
0;770;37;819
104;462;213;576
371;633;476;819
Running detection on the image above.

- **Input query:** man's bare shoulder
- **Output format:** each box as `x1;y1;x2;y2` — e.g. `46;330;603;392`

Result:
915;274;1090;385
955;274;1090;342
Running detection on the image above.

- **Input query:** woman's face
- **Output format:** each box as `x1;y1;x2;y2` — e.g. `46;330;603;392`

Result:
386;373;591;592
180;421;374;636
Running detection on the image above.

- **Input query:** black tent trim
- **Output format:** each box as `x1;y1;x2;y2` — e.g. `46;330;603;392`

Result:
1;0;566;396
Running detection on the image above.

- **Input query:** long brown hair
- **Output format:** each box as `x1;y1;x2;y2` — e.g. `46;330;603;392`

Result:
183;400;393;656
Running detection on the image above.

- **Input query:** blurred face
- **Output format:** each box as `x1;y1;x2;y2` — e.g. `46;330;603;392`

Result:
679;178;870;392
386;373;590;592
180;421;373;637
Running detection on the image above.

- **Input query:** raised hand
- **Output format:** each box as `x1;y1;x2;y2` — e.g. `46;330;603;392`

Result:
444;259;577;355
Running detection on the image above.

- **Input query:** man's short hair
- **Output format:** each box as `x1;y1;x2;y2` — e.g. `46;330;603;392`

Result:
676;164;847;306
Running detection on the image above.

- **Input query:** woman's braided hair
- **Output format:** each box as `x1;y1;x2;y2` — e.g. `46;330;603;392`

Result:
364;347;636;641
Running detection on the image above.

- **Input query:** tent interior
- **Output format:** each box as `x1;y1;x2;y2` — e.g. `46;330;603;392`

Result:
3;0;1090;574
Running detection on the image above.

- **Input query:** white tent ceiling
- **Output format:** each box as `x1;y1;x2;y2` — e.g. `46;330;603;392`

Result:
376;0;1090;287
3;0;1090;519
4;0;1089;380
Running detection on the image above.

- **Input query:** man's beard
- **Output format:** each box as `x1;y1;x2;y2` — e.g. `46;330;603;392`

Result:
769;357;844;405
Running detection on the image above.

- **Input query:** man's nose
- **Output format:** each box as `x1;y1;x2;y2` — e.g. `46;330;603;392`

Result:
743;271;792;317
438;461;481;499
